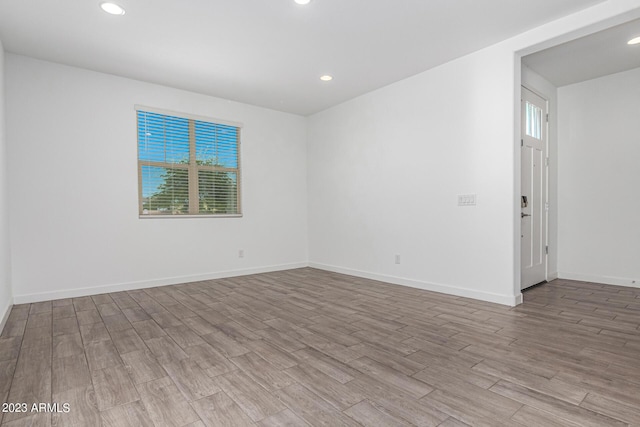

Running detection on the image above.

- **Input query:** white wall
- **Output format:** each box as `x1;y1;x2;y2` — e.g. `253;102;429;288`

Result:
308;46;519;305
557;67;640;287
6;55;308;303
5;1;640;306
0;40;14;329
522;65;559;280
307;1;640;305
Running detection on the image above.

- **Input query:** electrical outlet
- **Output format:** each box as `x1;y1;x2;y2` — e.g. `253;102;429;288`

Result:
239;249;244;258
458;194;477;206
395;254;401;264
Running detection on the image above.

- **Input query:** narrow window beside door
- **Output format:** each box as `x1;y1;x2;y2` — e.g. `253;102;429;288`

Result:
137;107;242;217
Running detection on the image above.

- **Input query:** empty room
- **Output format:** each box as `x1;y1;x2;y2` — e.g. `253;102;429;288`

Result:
1;0;640;426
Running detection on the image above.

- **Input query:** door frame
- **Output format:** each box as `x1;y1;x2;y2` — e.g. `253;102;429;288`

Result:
520;85;550;289
511;6;640;304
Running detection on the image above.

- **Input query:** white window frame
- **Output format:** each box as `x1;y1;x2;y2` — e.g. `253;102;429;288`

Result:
136;105;243;218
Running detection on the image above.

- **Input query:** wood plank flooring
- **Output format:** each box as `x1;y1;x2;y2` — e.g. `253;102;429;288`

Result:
1;268;639;426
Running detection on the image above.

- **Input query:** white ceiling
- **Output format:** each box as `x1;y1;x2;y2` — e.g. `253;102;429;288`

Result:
0;0;607;115
524;17;640;87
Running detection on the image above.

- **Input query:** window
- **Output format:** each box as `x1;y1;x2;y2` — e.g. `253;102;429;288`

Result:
136;106;242;217
525;101;542;140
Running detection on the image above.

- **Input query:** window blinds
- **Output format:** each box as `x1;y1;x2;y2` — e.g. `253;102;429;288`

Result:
137;108;241;216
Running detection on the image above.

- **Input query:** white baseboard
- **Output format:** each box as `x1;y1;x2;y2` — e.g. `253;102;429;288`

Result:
0;296;13;335
12;260;527;307
310;262;522;306
547;272;559;281
514;293;523;305
557;272;640;289
13;262;309;304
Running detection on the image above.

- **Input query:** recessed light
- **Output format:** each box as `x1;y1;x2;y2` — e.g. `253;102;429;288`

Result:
295;0;311;5
100;2;126;15
320;75;333;82
628;36;640;45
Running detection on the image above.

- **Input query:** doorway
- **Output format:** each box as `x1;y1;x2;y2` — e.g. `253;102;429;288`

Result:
520;86;548;290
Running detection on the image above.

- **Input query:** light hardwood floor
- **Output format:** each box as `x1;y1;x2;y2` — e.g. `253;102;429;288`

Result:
1;268;639;426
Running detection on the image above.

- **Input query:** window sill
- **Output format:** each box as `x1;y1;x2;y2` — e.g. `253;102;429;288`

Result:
139;214;243;219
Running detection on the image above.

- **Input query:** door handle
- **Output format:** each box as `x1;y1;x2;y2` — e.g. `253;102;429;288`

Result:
521;213;531;218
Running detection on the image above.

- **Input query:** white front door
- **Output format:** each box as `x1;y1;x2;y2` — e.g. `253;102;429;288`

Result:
521;87;548;290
